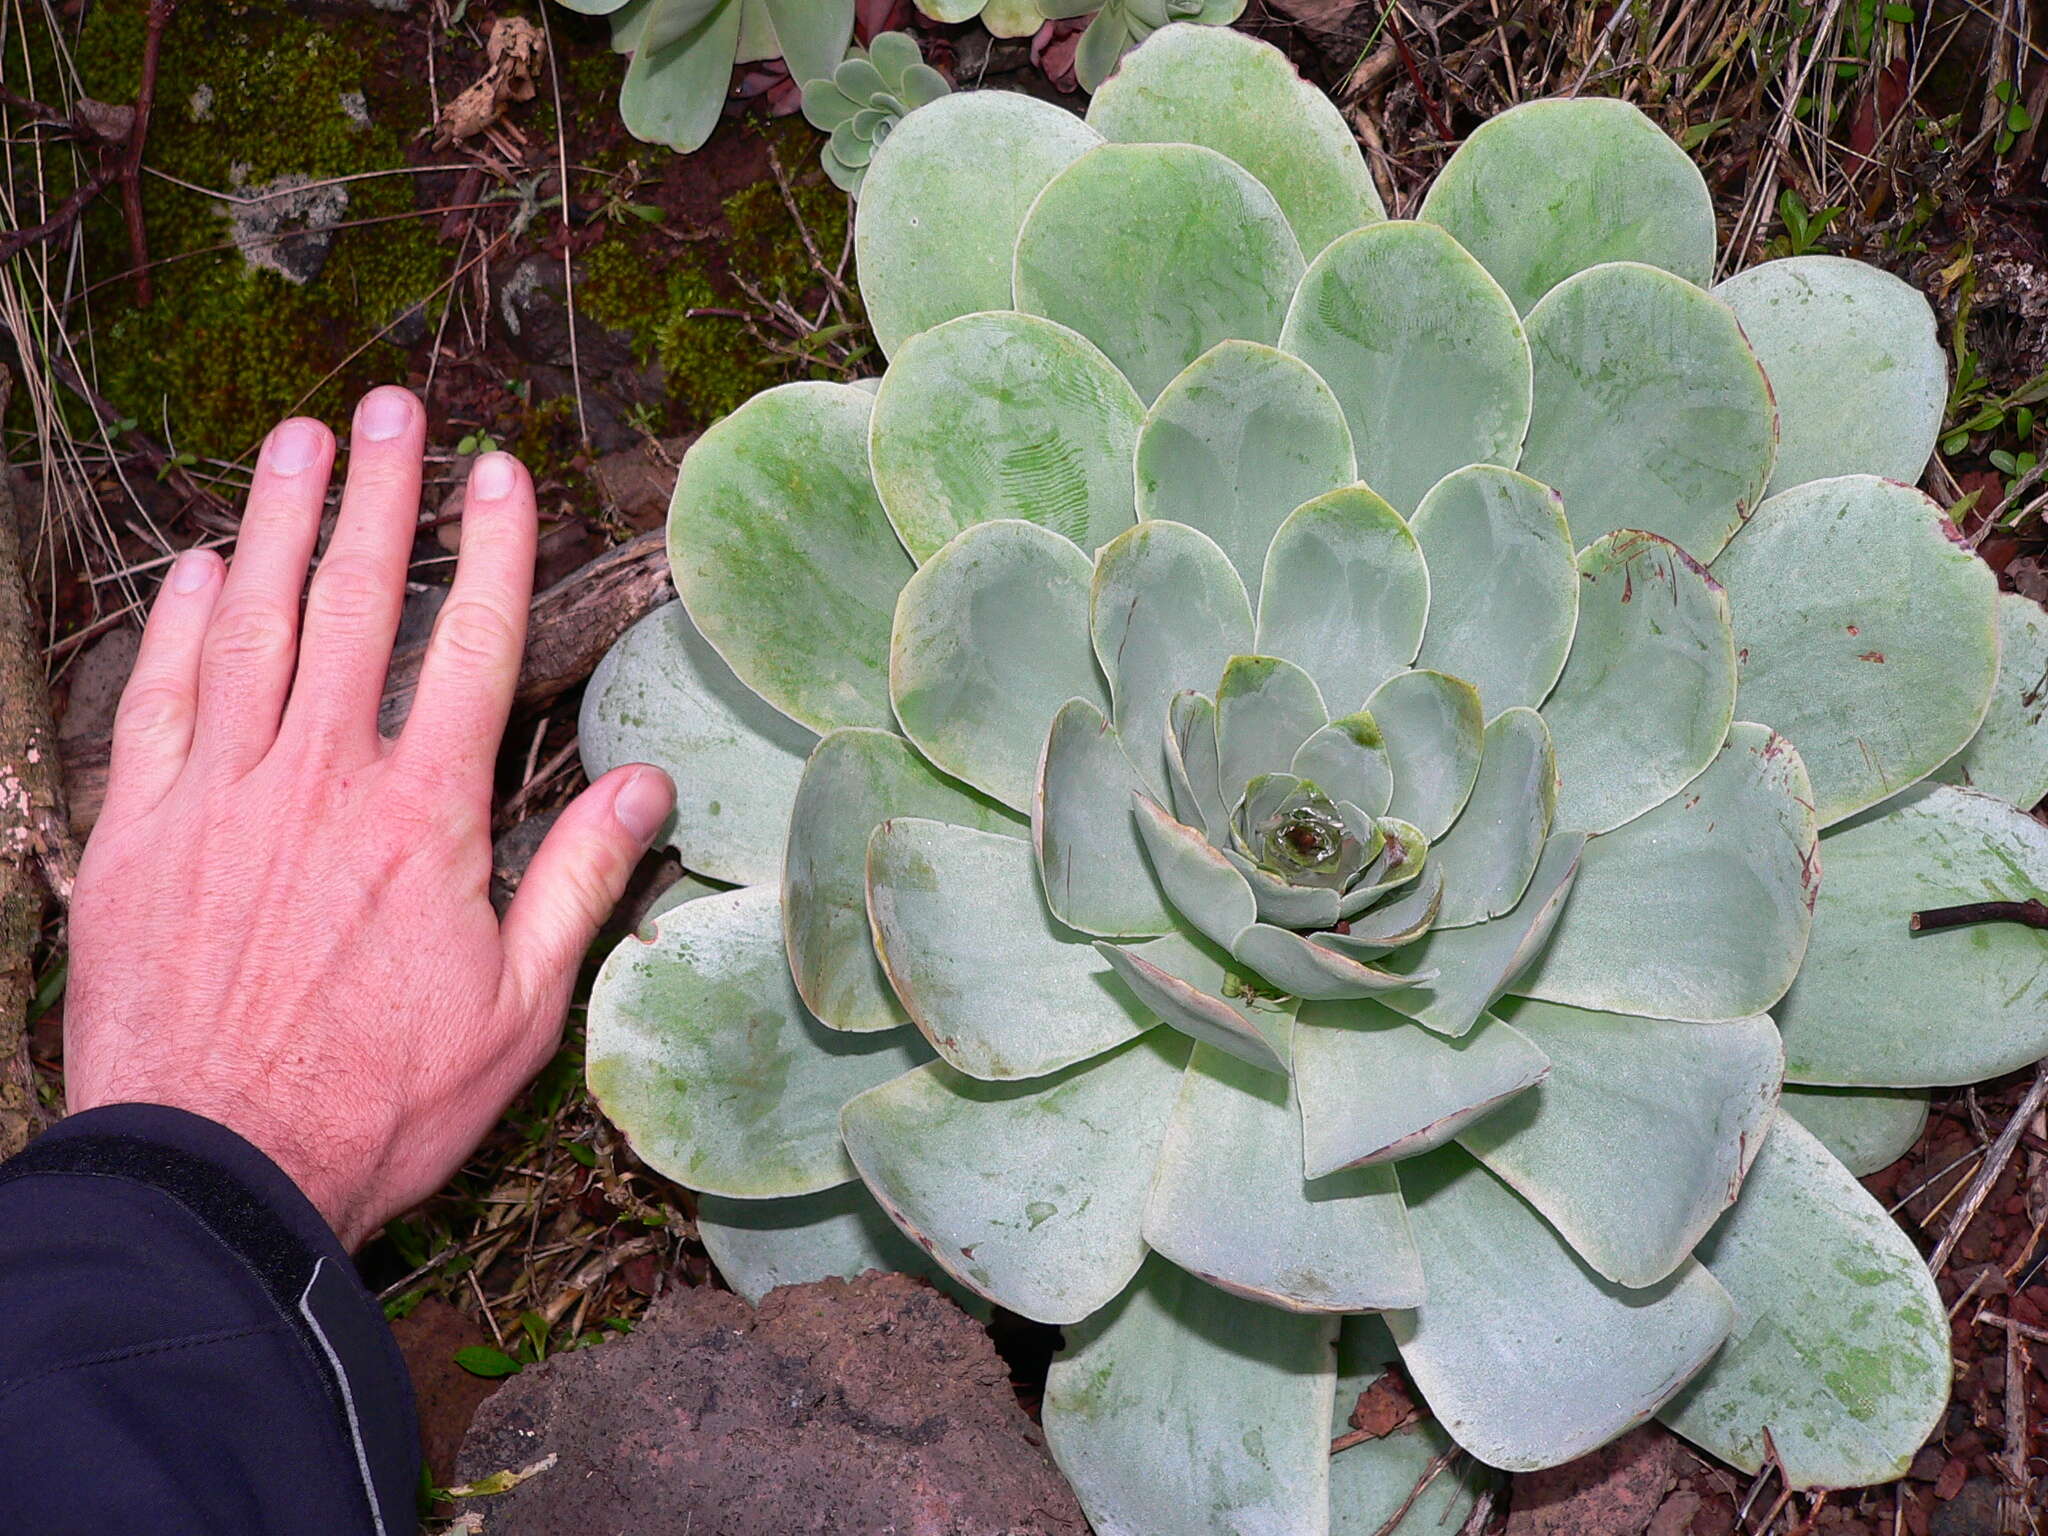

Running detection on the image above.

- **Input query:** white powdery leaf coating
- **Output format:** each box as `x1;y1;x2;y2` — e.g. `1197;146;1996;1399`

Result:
1711;475;1998;828
1933;591;2048;809
1515;723;1817;1023
1389;1145;1735;1471
1659;1113;1950;1490
1775;784;2048;1086
857;91;1101;356
587;885;932;1198
1712;255;1946;497
1046;1256;1338;1536
1087;22;1384;259
1015;141;1305;405
579;600;816;887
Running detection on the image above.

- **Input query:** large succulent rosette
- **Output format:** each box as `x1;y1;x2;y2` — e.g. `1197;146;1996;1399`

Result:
581;25;2048;1534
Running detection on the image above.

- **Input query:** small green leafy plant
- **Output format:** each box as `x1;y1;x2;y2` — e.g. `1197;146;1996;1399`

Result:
580;25;2048;1534
553;0;855;153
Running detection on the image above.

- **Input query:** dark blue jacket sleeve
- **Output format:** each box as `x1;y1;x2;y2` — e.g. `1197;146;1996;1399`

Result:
0;1104;420;1534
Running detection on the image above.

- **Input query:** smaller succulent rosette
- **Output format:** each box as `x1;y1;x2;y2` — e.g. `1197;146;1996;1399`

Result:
801;31;951;192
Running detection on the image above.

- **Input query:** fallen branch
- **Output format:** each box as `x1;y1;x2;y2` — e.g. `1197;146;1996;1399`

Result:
1910;899;2048;933
0;436;74;1157
117;1;176;303
61;528;669;834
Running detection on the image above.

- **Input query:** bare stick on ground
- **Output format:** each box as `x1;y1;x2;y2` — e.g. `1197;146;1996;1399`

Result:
0;440;75;1158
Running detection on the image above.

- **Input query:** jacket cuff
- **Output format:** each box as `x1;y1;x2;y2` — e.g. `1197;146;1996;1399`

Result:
0;1103;420;1531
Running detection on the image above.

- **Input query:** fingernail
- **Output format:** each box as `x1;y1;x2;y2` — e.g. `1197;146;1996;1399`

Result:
613;767;675;845
267;419;326;476
470;451;516;502
169;549;216;594
357;387;416;443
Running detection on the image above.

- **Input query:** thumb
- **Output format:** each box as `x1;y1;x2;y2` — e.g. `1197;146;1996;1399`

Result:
500;764;674;1021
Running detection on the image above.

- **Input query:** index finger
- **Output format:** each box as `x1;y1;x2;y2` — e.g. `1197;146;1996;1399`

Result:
393;452;536;789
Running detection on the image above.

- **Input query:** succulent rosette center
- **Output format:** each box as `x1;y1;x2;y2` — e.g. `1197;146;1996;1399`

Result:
578;22;2048;1536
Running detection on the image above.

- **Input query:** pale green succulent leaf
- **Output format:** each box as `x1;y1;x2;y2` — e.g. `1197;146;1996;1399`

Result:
1463;999;1782;1288
553;0;635;13
1658;1113;1949;1490
1715;476;1999;827
760;0;853;82
1145;1043;1425;1310
1329;860;1442;948
1936;592;2048;808
1541;530;1738;834
840;1033;1187;1324
871;312;1144;561
1036;700;1177;937
1391;1145;1735;1471
982;0;1045;35
1092;520;1255;798
1780;1085;1929;1177
1093;931;1294;1073
1712;255;1945;496
669;381;911;733
859;29;916;78
697;1183;986;1316
1521;262;1777;562
1431;707;1555;928
1235;922;1419;1000
890;518;1109;810
1516;723;1818;1021
619;0;741;153
1294;1001;1549;1177
866;818;1156;1079
1073;8;1136;92
1409;465;1579;715
1015;142;1305;404
1220;848;1343;929
1329;1317;1491;1535
1775;785;2048;1086
1290;712;1392;818
1045;1255;1337;1536
1279;221;1532;515
1131;792;1258;950
1364;670;1483;840
1380;831;1585;1038
1167;691;1230;839
1086;22;1384;258
857;92;1101;357
607;0;656;51
1255;486;1428;713
1332;817;1428;919
1418;96;1716;314
1133;342;1356;590
1214;653;1328;794
587;885;931;1197
579;600;816;887
783;728;1022;1034
910;0;983;18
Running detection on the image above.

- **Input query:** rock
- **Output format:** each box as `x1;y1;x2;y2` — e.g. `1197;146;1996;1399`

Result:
56;627;139;746
1505;1425;1680;1536
455;1272;1089;1536
495;255;636;373
1929;1478;2002;1536
391;1298;501;1486
491;808;559;915
220;170;350;285
1645;1490;1700;1536
591;437;693;531
523;362;667;456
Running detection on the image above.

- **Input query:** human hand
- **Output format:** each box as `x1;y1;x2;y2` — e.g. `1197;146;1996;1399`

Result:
63;386;674;1249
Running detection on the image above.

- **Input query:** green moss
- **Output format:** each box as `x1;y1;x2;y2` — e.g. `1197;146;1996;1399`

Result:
69;3;453;453
579;143;867;427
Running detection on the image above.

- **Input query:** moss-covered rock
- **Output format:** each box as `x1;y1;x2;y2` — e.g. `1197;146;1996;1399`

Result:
71;2;447;454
